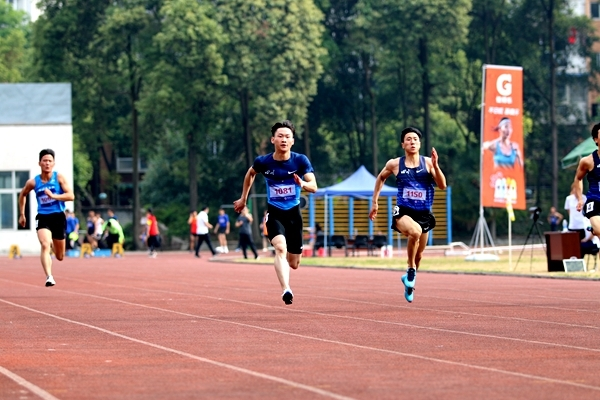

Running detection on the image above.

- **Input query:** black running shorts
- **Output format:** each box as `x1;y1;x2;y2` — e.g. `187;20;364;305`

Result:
391;205;436;234
36;212;67;240
583;199;600;219
265;204;303;254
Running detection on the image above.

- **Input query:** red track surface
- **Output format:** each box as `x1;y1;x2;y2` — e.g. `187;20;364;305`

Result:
1;252;600;399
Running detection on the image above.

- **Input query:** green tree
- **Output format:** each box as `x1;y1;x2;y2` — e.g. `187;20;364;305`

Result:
217;0;326;168
0;2;30;82
31;1;114;207
373;0;471;154
94;0;159;248
142;0;226;211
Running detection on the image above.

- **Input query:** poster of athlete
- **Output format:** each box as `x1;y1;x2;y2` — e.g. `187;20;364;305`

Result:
481;65;525;210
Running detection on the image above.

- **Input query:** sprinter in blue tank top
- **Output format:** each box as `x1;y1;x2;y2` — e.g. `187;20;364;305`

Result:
234;120;317;305
369;127;447;303
573;122;600;237
18;149;74;287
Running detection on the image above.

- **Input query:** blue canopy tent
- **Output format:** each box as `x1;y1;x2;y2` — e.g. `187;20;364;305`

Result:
311;165;397;249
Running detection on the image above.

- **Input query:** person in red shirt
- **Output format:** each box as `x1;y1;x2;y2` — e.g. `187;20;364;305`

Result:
187;210;197;252
146;208;161;258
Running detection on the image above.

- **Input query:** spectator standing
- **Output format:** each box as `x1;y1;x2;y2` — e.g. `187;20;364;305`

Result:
195;206;216;257
187;211;197;252
146;208;161;257
565;187;587;240
236;206;259;259
139;210;148;248
65;209;80;250
214;208;230;253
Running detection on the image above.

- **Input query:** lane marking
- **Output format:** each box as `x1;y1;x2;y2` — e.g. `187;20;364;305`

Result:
75;287;600;353
2;297;600;393
59;276;600;333
0;365;61;400
0;299;353;400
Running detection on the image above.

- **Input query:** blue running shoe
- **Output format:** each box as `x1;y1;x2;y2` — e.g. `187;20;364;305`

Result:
401;268;416;303
402;267;416;288
401;275;415;302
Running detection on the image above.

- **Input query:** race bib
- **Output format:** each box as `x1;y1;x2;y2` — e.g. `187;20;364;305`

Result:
402;188;426;201
587;202;594;213
39;194;56;205
269;184;295;200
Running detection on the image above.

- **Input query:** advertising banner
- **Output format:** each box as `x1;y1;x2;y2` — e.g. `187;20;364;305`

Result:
481;65;525;210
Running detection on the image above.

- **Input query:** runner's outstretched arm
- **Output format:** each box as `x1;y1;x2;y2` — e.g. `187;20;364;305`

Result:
234;167;257;213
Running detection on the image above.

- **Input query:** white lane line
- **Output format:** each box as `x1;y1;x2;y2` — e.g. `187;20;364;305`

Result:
3;297;600;393
0;299;353;400
4;276;600;343
45;271;600;319
307;294;600;330
0;366;61;400
55;280;600;353
111;272;600;313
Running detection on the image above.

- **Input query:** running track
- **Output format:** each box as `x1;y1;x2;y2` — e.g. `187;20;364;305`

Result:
1;252;599;399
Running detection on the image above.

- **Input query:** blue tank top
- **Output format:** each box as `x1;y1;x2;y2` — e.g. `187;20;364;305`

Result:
494;142;517;167
252;152;314;210
34;172;66;214
586;151;600;201
396;156;435;211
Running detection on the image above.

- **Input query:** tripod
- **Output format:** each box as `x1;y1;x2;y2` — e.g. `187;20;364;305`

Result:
516;217;546;271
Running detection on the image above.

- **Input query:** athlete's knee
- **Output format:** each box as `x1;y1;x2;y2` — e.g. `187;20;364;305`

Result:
40;241;52;252
289;259;300;270
55;253;64;261
273;241;287;255
407;229;421;242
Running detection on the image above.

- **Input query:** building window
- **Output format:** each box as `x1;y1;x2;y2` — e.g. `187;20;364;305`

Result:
0;171;30;230
593;53;600;70
592;3;600;19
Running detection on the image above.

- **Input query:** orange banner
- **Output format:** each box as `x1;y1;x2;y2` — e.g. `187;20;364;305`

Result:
481;65;525;210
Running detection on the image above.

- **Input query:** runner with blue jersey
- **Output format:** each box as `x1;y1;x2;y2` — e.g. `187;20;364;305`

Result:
234;120;317;305
573;122;600;237
18;149;74;287
369;127;447;303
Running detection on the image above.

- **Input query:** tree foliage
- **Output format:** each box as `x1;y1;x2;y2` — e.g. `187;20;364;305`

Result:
15;0;597;240
0;2;29;82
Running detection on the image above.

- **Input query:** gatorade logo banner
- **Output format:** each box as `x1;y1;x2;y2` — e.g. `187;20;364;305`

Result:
481;65;525;210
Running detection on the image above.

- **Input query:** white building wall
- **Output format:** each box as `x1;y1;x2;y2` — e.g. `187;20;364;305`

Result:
0;124;73;254
6;0;41;21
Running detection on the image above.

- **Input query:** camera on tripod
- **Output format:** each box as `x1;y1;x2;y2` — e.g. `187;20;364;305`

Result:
529;206;542;222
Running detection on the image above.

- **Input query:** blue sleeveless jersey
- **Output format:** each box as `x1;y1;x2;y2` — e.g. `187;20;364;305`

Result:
396;156;435;211
494;143;517;167
34;172;66;214
586;151;600;201
252;152;314;210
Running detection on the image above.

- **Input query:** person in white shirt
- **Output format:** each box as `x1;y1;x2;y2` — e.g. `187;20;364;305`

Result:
564;187;586;240
194;205;216;258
